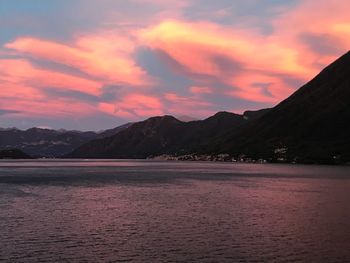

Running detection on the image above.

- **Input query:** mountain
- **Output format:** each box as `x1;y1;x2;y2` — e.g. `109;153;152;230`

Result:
96;123;134;139
0;124;131;158
68;51;350;163
67;111;258;159
243;109;271;121
175;115;198;122
211;51;350;163
0;128;96;158
0;149;31;159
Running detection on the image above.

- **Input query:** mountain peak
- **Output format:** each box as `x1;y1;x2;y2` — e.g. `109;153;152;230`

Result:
175;115;198;122
243;109;270;120
204;111;242;122
147;115;181;123
211;111;237;118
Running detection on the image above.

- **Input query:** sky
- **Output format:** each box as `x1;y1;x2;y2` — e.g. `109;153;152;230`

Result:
0;0;349;130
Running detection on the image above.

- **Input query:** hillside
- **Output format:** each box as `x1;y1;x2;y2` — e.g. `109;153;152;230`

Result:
0;149;31;159
213;51;350;163
67;111;255;158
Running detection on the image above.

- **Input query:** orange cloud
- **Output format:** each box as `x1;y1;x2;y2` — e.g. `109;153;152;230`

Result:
140;20;316;103
141;20;316;75
140;2;350;104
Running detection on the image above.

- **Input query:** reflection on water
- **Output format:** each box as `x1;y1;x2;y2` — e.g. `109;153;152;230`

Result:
0;160;350;262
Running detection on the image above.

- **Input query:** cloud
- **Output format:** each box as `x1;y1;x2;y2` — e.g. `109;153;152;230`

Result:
99;94;164;119
140;20;310;103
270;0;350;67
189;86;213;95
0;109;21;116
1;0;349;129
139;0;350;105
0;58;102;118
1;31;157;121
0;96;96;118
5;34;150;86
299;32;346;56
164;92;214;117
0;59;101;95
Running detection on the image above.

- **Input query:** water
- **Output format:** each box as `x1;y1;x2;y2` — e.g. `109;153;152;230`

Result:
0;160;349;262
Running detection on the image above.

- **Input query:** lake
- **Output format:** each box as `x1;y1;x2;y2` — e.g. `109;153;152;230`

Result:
0;160;349;262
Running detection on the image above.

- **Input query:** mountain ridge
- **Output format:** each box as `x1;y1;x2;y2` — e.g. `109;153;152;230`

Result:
0;149;32;159
67;110;268;159
67;51;350;163
2;51;349;163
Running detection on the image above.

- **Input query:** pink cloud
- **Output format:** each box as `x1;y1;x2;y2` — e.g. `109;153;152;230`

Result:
140;20;315;76
140;20;315;103
5;34;151;86
1;32;155;120
99;94;164;119
0;96;96;118
226;73;295;103
164;92;214;117
140;2;349;104
189;86;214;95
165;93;210;106
0;59;101;95
0;58;101;118
270;0;350;68
1;0;349;125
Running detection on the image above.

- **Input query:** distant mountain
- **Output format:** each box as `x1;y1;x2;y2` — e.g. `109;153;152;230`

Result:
0;124;131;158
0;149;31;159
0;128;96;158
67;111;262;159
211;51;350;163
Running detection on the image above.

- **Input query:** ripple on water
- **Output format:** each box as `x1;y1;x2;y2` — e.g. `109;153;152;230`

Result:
0;162;350;262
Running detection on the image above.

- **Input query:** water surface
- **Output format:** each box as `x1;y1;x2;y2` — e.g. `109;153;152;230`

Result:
0;160;349;262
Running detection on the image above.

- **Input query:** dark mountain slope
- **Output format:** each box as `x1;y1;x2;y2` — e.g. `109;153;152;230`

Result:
0;149;32;159
97;123;133;139
214;51;350;163
68;116;186;158
69;52;350;163
243;108;271;121
67;112;250;158
183;112;248;153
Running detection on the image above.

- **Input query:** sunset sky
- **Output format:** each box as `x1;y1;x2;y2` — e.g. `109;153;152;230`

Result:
1;0;349;130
